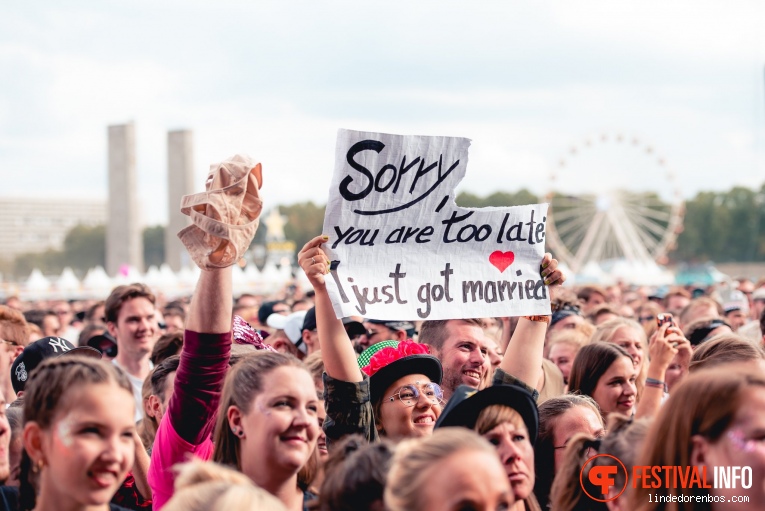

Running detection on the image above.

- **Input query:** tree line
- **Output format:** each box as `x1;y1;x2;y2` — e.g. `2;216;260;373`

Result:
3;184;763;279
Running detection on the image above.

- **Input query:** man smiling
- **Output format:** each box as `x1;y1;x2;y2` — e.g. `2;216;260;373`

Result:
419;318;489;401
106;283;158;421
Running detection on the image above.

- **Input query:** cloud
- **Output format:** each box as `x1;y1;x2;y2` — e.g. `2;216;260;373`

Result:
1;0;764;230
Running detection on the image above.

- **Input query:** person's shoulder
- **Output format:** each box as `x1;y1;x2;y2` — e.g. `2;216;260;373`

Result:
540;358;565;399
0;486;18;511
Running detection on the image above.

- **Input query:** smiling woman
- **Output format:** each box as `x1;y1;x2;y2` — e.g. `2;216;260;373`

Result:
568;343;637;421
19;356;136;511
299;235;445;445
212;351;320;511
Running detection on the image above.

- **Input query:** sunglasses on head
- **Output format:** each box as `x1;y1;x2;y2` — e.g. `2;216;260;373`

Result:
552;302;582;314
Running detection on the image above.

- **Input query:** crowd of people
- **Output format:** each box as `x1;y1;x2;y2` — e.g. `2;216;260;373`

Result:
0;163;763;511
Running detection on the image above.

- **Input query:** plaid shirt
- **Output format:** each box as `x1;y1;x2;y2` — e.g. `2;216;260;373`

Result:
323;373;378;445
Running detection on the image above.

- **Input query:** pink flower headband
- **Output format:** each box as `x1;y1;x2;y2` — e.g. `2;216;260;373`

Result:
361;340;431;377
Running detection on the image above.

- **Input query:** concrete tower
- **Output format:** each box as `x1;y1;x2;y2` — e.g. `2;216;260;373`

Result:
165;130;195;270
106;123;144;275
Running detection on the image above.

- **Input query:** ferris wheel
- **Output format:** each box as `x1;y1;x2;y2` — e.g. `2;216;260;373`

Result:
545;134;685;274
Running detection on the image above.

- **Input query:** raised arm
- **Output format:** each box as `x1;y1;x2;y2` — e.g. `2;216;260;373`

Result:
150;156;261;510
498;253;564;393
635;323;686;419
186;267;232;334
298;235;363;382
171;266;233;444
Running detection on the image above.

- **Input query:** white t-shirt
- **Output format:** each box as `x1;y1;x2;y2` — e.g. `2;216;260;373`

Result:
112;359;152;422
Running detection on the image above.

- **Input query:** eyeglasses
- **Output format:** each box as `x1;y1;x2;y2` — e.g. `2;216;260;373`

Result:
385;382;444;407
554;431;606;450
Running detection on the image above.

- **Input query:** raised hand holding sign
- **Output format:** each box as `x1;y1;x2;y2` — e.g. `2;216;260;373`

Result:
321;129;552;320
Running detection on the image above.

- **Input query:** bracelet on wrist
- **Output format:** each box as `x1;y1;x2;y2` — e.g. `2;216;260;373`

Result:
523;315;551;324
645;378;668;393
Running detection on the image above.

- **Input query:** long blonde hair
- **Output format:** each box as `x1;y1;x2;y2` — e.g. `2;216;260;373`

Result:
385;428;500;511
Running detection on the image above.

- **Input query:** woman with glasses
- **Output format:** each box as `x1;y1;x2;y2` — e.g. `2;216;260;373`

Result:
533;394;605;510
634;301;662;338
549;414;649;511
298;237;444;444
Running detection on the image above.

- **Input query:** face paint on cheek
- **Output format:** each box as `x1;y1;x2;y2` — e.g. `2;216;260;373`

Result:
56;417;76;449
727;428;765;454
256;401;272;416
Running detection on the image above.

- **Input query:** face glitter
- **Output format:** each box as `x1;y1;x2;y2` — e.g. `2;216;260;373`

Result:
56;416;76;448
256;401;272;416
727;428;764;454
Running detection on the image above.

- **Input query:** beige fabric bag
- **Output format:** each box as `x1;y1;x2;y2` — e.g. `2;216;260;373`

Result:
178;154;263;269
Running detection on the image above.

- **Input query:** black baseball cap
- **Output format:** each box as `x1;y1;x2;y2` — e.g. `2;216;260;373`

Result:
342;318;367;339
86;332;119;358
302;307;317;332
11;337;101;394
258;301;289;325
435;384;539;444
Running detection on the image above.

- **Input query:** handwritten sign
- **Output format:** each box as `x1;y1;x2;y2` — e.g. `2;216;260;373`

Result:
321;129;550;320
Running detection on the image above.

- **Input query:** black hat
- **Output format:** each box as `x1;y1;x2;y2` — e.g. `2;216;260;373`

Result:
302;307;317;332
257;301;287;326
550;304;582;327
435;384;539;444
11;337;101;394
86;332;119;358
365;319;416;338
342;317;367;339
357;341;442;405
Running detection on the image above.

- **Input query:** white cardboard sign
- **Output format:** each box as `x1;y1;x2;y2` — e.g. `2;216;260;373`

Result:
321;129;551;320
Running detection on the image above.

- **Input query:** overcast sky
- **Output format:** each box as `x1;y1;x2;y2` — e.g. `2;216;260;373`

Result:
3;1;765;225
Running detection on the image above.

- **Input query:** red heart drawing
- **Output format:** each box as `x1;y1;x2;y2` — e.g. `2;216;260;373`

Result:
489;251;515;272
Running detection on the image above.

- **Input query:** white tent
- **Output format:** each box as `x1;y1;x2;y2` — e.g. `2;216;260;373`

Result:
82;266;113;296
56;267;81;294
26;269;51;294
